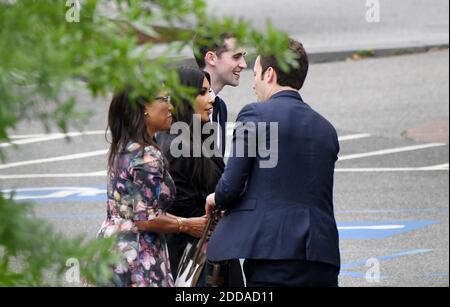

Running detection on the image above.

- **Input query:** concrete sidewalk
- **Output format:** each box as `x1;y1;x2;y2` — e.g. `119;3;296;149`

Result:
206;0;449;63
303;39;449;64
172;0;450;64
171;37;449;68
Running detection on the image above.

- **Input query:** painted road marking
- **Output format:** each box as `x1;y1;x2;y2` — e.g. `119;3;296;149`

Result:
426;163;449;170
0;131;447;174
336;208;448;214
10;134;50;139
0;149;108;170
336;164;449;172
226;130;371;141
338;134;372;141
0;171;107;179
2;186;106;201
2;163;448;180
0;130;108;148
341;249;433;270
340;248;434;279
338;221;438;239
339;225;405;230
339;143;446;161
1;186;440;240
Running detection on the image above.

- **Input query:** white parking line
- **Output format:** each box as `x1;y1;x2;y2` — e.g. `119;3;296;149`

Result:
339;143;446;161
10;134;49;139
338;134;371;142
0;171;107;179
336;165;449;172
2;186;104;193
425;163;449;170
1;163;448;179
2;186;107;199
0;149;108;170
0;132;446;174
225;129;371;140
338;225;405;230
1;130;108;148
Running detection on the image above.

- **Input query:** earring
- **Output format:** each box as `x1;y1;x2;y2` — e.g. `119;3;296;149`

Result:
144;112;149;116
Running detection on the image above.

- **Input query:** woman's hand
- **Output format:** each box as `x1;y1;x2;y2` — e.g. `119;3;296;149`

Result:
182;215;208;239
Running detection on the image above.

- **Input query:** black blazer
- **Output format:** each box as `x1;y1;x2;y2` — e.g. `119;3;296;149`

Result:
212;96;228;156
158;132;224;274
207;90;341;269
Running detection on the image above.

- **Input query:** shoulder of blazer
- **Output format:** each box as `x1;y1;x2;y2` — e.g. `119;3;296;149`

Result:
236;102;261;123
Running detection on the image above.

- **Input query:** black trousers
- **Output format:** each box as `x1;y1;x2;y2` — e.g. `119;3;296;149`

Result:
202;260;245;287
243;259;339;287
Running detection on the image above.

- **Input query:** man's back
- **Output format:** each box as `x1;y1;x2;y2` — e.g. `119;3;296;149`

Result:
208;90;341;269
244;91;338;206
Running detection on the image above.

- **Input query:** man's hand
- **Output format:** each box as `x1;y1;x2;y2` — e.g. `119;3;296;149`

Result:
205;193;216;217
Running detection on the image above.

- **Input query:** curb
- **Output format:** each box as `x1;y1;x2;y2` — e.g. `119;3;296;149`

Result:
308;41;449;64
177;41;449;67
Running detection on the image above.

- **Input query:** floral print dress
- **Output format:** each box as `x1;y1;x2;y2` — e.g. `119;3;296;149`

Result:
97;142;176;287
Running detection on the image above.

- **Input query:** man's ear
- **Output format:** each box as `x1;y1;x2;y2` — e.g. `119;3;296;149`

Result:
205;51;217;67
266;67;277;84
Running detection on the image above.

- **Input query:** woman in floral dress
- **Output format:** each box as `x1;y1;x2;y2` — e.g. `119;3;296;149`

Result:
97;87;208;287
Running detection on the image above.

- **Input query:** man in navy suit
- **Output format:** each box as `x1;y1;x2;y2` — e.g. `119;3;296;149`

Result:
193;33;247;156
205;39;341;287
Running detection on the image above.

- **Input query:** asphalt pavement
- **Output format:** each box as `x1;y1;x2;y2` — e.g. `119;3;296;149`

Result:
1;49;448;286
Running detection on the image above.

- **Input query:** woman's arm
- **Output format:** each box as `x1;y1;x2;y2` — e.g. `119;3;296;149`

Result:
130;146;207;238
135;214;207;239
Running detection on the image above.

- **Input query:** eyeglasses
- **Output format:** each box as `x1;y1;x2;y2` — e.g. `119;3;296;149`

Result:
155;95;171;103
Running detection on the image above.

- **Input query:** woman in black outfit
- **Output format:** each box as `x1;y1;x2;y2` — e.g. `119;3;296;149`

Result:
159;66;244;287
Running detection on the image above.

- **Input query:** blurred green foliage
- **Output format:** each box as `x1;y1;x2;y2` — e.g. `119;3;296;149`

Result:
0;195;119;286
0;0;292;286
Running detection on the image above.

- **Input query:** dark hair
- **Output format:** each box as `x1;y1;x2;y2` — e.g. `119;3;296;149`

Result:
260;38;309;90
162;67;223;200
107;88;156;173
193;32;235;69
171;66;211;124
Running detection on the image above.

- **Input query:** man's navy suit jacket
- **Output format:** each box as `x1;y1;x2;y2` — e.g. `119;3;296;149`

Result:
207;90;341;269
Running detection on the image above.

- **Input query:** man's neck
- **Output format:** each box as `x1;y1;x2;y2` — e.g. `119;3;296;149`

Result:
268;86;298;99
212;83;224;96
204;68;224;95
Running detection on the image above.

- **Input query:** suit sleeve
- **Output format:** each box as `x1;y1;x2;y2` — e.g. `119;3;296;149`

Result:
215;103;259;210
